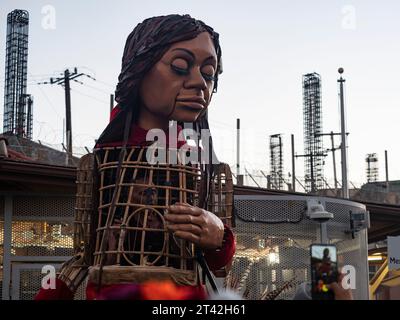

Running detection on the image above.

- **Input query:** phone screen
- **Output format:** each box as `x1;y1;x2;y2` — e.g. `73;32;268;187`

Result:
310;244;338;300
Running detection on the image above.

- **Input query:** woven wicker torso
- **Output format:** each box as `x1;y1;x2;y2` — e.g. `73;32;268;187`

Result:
88;146;201;285
70;145;233;289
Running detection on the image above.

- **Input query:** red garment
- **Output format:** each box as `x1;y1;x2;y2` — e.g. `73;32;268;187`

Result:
34;278;74;300
96;106;186;149
204;225;235;271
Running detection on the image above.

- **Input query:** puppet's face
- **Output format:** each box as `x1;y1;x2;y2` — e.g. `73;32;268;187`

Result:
139;32;217;125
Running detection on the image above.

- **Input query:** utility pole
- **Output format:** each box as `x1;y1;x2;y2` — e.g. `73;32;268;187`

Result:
385;150;389;191
110;94;114;114
236;118;240;177
291;134;296;192
338;68;349;199
315;131;348;196
63;69;72;157
236;118;243;185
39;67;94;164
330;132;338;191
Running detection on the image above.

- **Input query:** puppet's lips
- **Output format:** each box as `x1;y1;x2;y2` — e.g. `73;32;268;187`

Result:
176;101;204;111
176;97;206;110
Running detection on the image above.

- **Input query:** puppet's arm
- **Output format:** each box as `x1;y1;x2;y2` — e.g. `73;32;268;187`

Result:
34;254;89;300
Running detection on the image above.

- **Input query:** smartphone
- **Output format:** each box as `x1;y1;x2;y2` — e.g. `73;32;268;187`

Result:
310;244;338;300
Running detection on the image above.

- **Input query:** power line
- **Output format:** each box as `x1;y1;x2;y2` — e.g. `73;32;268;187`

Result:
75;81;111;95
76;65;115;89
37;67;96;162
71;87;109;105
35;82;63;120
91;77;115;89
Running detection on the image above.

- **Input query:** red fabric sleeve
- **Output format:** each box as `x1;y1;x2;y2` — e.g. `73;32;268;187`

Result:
34;278;74;300
203;225;236;271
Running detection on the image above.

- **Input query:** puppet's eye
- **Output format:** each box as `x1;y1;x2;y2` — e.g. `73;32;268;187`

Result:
171;58;189;75
201;65;216;81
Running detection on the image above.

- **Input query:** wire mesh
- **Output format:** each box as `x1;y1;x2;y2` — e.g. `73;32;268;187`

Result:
13;196;75;217
12;264;86;300
230;195;369;300
11;220;74;256
0;196;4;217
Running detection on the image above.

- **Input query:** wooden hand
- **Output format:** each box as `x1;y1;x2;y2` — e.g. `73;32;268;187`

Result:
164;202;224;249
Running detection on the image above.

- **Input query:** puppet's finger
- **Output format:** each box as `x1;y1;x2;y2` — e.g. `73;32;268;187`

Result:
165;213;203;225
168;204;202;216
173;231;201;244
167;223;202;235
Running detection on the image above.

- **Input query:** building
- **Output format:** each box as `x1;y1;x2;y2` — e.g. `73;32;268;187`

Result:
0;134;82;300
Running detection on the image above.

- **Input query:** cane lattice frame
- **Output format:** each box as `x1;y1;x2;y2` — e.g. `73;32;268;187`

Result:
74;153;96;261
208;163;234;228
60;146;234;291
207;162;235;277
90;146;201;285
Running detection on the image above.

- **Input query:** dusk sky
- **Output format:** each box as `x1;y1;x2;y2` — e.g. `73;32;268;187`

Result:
1;0;400;188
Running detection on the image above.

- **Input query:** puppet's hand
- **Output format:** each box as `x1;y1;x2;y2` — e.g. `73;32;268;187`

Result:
165;202;224;249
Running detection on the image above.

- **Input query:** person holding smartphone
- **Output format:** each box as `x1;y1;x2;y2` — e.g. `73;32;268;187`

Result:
328;273;354;300
293;274;353;300
309;244;354;300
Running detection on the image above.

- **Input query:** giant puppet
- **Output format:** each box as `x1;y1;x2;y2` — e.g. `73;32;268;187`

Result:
36;14;235;300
